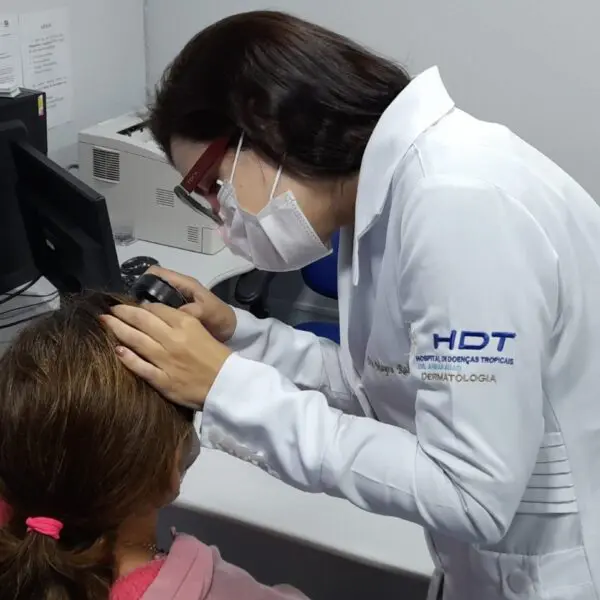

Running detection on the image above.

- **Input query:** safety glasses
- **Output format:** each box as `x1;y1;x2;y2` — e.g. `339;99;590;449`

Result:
173;136;231;225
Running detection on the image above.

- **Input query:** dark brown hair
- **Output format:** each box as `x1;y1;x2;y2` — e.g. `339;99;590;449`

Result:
150;10;410;179
0;293;194;599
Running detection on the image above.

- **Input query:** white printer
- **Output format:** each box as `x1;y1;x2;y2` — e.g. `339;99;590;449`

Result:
78;113;224;255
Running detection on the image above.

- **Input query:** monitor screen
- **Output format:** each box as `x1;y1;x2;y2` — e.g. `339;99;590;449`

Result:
12;140;124;294
0;121;39;294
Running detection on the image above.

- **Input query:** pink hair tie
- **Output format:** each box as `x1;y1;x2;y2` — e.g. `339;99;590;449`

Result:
25;517;63;540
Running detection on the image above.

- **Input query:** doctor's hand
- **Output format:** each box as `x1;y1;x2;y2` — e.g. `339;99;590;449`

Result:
101;303;232;409
145;266;238;343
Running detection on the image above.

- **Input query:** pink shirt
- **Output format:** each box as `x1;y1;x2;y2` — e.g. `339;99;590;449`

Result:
111;559;166;600
0;499;308;600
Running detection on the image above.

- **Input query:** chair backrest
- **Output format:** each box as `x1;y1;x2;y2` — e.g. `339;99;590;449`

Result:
300;230;340;300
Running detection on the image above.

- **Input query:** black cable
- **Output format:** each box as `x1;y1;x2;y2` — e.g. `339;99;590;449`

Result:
20;289;60;298
0;277;59;330
0;276;43;307
0;311;54;331
0;293;59;320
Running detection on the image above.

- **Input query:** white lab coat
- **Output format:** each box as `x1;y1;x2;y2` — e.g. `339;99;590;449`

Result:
200;67;600;599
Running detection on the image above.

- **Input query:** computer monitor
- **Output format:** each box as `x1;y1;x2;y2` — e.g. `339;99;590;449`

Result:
12;139;124;294
0;121;39;294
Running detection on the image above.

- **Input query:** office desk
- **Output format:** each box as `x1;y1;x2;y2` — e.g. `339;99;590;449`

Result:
117;241;433;578
0;278;61;354
117;240;253;290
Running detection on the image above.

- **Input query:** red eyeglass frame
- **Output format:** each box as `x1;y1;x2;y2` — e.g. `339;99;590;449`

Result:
173;136;232;225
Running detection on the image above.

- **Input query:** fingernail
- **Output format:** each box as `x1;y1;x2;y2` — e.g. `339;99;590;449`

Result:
115;346;126;356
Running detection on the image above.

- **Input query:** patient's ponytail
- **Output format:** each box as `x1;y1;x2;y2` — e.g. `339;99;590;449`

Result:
0;511;115;600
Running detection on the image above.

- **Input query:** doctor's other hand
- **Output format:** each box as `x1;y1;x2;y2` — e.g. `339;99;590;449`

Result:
145;265;237;343
101;303;232;409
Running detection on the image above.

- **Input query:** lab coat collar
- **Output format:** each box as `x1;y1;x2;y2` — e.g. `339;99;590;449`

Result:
352;66;455;284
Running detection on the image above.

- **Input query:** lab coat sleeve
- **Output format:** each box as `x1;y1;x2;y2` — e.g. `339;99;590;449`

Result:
202;179;556;545
226;307;363;415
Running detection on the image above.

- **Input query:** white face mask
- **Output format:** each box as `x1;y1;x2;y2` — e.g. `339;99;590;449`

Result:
216;135;331;272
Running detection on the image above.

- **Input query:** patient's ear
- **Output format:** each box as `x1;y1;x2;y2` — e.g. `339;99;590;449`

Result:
166;444;184;504
166;434;196;504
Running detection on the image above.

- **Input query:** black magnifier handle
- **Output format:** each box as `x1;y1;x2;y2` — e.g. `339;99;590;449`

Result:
129;273;187;309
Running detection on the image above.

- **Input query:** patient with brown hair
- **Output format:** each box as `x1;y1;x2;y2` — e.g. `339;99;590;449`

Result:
0;293;307;600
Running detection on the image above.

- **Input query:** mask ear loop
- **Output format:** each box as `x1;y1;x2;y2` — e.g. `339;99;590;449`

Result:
269;163;284;200
227;133;245;185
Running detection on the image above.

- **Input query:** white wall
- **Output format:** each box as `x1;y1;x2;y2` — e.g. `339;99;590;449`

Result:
4;0;147;165
145;0;600;201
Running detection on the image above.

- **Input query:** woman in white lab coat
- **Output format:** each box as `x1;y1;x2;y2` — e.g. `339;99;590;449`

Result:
103;11;600;600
